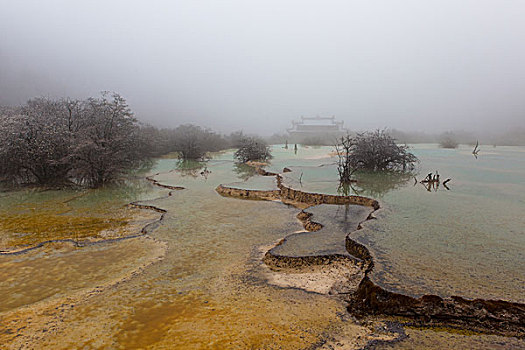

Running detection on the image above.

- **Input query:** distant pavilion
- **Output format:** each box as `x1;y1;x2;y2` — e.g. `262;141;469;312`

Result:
286;116;347;137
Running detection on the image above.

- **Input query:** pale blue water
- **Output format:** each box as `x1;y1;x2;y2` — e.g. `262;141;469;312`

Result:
274;144;525;302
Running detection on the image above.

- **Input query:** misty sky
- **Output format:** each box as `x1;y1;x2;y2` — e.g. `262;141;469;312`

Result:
1;0;524;135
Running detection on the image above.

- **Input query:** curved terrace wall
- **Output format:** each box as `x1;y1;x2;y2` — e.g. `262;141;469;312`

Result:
216;167;525;338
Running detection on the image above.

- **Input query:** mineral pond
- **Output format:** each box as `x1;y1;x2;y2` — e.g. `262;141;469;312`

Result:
0;144;524;349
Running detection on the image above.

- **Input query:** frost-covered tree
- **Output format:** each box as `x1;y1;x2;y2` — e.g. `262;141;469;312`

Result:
0;98;78;185
234;137;272;163
0;93;149;187
70;92;146;186
0;92;237;187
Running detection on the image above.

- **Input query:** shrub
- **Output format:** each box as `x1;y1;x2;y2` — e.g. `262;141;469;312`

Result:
439;132;459;149
169;124;228;160
335;129;418;183
234;137;272;163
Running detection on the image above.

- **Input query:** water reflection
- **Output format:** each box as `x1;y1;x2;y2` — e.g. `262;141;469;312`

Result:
420;180;451;192
418;171;451;192
175;159;206;178
233;162;258;181
340;170;414;198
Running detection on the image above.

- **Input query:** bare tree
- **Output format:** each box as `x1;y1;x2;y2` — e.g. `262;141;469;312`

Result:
334;134;359;183
334;129;418;183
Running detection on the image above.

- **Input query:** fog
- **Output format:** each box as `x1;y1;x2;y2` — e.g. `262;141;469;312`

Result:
1;0;524;135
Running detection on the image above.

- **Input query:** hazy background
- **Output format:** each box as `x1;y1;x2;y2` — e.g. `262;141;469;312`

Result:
1;0;524;135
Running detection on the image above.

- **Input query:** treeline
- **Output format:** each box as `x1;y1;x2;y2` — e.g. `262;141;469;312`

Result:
142;128;249;159
388;128;525;147
264;133;341;146
267;128;525;147
0;93;258;188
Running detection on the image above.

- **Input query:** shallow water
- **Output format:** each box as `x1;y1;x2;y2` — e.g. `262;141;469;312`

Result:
0;152;368;349
271;204;372;257
0;179;164;250
280;144;525;303
0;145;523;348
358;145;525;302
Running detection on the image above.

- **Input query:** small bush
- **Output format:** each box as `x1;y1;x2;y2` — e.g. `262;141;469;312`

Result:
234;137;272;163
439;132;459;149
169;124;228;160
335;129;418;183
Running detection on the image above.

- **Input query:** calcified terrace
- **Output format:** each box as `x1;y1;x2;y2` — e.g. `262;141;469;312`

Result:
0;174;182;256
215;164;525;338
